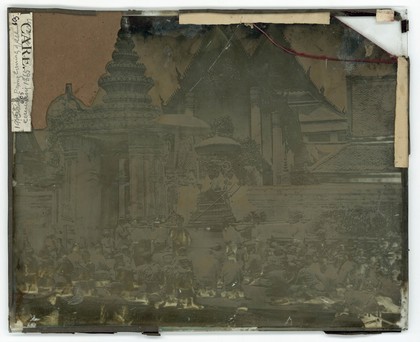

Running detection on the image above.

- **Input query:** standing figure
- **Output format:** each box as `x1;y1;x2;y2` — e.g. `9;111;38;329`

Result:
169;215;191;255
221;254;243;299
115;221;131;248
223;222;242;256
101;229;115;258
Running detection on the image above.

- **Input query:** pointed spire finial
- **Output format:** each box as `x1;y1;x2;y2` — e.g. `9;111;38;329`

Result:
121;16;130;32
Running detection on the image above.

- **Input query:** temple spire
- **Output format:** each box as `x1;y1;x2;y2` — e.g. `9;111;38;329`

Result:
98;16;155;112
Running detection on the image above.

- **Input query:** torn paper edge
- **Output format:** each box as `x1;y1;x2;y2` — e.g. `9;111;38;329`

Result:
394;57;409;168
397;285;408;329
337;15;408;57
376;9;395;22
179;12;330;25
9;12;33;132
125;10;178;17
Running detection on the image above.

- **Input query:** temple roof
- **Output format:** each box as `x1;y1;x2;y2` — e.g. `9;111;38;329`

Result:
46;84;87;124
299;104;347;133
164;24;343;119
163;26;251;112
310;141;396;174
195;135;241;154
299;105;346;123
156;114;210;131
97;16;156;113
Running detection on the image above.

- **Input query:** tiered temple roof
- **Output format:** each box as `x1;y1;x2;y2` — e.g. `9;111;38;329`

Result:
98;17;155;112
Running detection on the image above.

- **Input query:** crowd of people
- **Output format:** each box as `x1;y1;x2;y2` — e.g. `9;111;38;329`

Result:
15;215;403;321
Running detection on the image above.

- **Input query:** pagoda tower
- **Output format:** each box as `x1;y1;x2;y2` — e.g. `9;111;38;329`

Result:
98;17;156;113
94;16;167;226
46;16;168;244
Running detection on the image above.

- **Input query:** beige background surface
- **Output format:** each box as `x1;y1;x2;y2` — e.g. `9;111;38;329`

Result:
32;11;121;128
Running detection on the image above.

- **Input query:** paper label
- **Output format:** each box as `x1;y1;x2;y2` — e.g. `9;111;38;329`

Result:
179;12;330;25
9;12;33;132
376;9;395;22
394;57;409;168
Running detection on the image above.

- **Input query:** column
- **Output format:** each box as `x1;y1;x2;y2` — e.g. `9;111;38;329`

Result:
129;133;168;222
250;87;262;148
185;91;195;116
62;150;78;221
261;110;273;165
118;158;128;220
143;155;150;218
60;136;79;243
129;148;141;221
272;112;288;185
155;157;168;218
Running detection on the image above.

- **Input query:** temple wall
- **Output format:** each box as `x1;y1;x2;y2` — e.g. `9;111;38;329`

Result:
245;183;403;223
